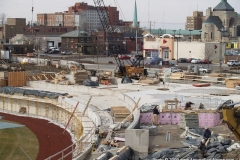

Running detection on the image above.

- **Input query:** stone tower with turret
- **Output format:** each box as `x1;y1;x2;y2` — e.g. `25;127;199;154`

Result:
201;0;238;42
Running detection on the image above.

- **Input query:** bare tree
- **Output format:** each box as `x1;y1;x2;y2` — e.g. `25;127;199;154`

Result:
0;13;7;41
201;45;215;68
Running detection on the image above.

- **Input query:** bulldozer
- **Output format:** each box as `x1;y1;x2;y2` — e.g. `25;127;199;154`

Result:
217;100;240;140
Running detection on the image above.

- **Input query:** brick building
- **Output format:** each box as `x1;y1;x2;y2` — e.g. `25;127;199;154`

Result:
185;11;205;30
60;29;125;55
37;2;119;29
0;18;75;49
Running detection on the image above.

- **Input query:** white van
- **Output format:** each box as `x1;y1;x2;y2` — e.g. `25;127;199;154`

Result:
49;47;59;51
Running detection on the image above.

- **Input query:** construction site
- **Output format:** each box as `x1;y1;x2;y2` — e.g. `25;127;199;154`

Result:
0;0;240;159
0;51;240;160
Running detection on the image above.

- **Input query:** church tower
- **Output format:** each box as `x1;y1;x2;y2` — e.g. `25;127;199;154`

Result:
131;0;138;29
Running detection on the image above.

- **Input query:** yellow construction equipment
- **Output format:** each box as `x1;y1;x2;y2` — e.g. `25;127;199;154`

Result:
217;100;240;140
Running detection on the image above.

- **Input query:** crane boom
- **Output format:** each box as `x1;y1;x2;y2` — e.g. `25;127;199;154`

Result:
93;0;144;78
93;0;125;73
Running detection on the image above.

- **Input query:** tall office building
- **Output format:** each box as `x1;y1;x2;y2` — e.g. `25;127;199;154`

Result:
185;11;205;30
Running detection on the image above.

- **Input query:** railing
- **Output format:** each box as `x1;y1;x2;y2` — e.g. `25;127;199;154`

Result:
0;93;95;160
45;128;95;160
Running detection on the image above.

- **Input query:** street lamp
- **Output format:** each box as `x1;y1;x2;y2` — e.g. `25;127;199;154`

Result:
173;30;176;62
189;29;193;42
218;28;227;74
199;30;202;42
177;29;181;65
158;28;162;38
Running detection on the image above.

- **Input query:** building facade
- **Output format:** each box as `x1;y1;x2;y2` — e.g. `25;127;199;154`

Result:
185;11;205;30
37;2;119;29
143;33;174;60
201;0;239;42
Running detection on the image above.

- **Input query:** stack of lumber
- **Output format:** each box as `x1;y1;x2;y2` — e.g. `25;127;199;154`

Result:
170;72;185;80
179;113;199;129
74;70;89;84
225;78;240;88
110;106;132;122
139;78;159;85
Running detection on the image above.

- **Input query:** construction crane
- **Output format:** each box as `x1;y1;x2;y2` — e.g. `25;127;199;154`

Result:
93;0;144;79
217;100;240;140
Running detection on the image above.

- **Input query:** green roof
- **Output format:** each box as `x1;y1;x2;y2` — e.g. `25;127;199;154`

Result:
213;0;234;11
148;29;202;36
60;30;91;37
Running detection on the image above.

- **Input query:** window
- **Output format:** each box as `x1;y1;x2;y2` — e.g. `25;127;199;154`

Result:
71;38;73;42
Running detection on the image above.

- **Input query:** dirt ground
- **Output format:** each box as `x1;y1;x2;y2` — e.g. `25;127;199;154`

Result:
0;113;73;160
149;123;239;154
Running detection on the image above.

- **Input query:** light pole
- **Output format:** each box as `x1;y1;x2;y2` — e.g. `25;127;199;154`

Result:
218;28;227;74
177;29;181;65
158;28;162;38
173;30;176;61
189;29;193;42
199;30;202;42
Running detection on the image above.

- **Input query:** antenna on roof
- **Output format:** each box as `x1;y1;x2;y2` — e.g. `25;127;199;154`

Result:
31;0;34;28
148;0;150;29
197;4;198;11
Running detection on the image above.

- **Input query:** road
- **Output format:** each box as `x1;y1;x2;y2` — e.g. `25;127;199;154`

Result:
41;52;230;72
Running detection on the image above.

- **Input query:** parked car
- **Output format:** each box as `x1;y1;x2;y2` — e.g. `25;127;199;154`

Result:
198;66;211;73
49;50;60;54
227;60;240;66
186;58;194;63
200;59;212;64
44;49;52;53
145;57;163;65
177;58;187;63
171;67;183;73
191;59;201;64
119;55;131;60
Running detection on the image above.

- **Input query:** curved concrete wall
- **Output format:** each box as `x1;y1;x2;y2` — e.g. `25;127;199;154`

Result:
87;108;101;127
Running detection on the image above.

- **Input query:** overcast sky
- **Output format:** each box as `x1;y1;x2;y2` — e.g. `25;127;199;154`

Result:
0;0;239;29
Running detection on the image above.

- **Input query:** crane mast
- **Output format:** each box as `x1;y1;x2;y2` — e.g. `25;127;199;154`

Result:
93;0;126;74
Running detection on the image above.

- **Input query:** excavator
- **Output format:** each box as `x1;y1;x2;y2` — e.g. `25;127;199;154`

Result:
93;0;145;80
217;100;240;140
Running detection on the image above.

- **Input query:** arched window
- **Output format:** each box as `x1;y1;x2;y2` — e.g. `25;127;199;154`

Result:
229;18;235;28
237;25;240;37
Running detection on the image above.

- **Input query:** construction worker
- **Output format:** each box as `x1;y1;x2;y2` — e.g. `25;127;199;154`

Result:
198;139;207;158
152;105;160;125
203;126;212;143
199;103;205;109
184;101;194;110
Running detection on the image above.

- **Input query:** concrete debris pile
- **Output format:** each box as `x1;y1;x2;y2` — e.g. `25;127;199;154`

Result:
179;113;199;129
83;76;99;87
94;146;133;160
0;87;68;99
180;128;240;159
144;148;199;160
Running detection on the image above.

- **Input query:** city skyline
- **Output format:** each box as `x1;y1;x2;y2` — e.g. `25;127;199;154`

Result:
0;0;239;29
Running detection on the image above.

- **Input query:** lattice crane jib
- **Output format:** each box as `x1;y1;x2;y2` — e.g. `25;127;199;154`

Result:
93;0;129;73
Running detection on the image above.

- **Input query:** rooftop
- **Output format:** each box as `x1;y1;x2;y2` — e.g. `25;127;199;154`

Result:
213;0;234;11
